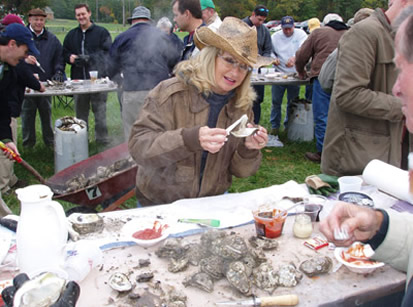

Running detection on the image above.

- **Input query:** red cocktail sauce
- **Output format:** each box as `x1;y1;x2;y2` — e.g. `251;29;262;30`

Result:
132;221;168;240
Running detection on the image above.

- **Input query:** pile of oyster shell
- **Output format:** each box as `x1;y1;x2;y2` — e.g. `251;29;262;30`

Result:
54;157;136;194
155;230;332;296
55;116;86;132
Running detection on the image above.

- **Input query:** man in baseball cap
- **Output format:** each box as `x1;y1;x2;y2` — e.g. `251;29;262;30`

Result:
1;14;25;26
1;23;40;56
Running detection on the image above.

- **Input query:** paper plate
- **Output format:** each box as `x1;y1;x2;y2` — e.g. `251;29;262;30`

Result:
121;218;170;247
334;247;384;274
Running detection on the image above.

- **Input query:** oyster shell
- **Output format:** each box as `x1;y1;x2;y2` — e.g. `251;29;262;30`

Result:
66;174;88;192
225;261;252;296
168;257;189;273
299;256;332;277
155;238;187;259
185;243;206;266
277;264;303;287
68;213;104;235
249;236;279;250
212;234;247;260
252;262;278;293
136;272;154;283
182;272;214;293
199;255;224;280
13;272;66;307
108;272;133;292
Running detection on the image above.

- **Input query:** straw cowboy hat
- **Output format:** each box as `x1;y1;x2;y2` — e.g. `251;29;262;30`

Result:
194;17;258;67
194;17;278;68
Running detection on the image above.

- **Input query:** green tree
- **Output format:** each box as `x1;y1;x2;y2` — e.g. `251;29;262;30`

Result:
1;0;49;17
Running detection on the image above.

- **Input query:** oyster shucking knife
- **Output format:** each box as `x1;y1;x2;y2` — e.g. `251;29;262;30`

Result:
215;294;299;306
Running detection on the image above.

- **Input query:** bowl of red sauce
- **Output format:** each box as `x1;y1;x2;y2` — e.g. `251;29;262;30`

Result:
122;219;170;247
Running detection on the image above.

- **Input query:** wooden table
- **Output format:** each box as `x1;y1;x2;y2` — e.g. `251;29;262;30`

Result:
75;182;406;306
250;68;310;86
25;79;118;97
0;182;407;306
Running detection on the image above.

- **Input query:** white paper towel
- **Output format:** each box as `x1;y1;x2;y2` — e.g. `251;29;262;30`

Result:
362;159;413;204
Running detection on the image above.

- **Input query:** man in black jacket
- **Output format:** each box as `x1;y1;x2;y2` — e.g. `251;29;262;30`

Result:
21;8;65;148
63;3;112;145
108;6;181;140
0;24;40;214
242;5;272;125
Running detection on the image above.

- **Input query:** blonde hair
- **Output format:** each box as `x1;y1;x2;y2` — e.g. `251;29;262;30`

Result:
174;46;256;110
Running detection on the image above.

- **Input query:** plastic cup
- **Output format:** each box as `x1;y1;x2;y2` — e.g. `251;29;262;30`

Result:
89;70;98;83
338;176;363;193
252;205;287;238
63;240;102;282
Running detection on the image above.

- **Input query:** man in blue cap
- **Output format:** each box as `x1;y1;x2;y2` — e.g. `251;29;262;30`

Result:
270;16;307;147
0;23;39;216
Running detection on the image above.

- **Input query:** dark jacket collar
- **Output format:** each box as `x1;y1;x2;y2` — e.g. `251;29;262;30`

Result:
325;20;349;31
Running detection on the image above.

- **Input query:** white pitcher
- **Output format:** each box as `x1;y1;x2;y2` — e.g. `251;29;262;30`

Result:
15;184;68;278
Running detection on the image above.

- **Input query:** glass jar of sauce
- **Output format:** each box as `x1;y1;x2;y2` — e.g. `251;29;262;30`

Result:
293;213;312;239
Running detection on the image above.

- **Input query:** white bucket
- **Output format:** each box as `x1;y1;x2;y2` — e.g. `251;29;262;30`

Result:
54;118;88;173
287;99;314;142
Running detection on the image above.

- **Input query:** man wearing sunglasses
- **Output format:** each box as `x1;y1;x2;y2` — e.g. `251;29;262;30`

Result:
242;5;273;125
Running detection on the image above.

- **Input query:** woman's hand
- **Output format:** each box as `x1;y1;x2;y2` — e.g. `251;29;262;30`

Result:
199;126;227;153
245;125;268;150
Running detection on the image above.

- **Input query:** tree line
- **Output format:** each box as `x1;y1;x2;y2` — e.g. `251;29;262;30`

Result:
2;0;388;25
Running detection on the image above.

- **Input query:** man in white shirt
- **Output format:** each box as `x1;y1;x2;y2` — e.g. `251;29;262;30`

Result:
200;0;222;32
270;16;307;146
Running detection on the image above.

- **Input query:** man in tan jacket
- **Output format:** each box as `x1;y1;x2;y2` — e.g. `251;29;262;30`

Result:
321;0;413;176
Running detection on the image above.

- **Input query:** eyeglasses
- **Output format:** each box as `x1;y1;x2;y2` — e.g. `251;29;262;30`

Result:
217;54;252;73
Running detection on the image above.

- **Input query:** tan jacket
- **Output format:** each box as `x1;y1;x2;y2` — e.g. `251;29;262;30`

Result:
128;77;262;206
374;210;413;290
321;9;404;176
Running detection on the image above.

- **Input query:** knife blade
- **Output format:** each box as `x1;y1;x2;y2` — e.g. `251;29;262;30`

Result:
226;114;248;135
216;295;299;306
36;61;46;73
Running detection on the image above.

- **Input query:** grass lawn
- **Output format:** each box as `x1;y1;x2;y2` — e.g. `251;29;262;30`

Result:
2;19;321;214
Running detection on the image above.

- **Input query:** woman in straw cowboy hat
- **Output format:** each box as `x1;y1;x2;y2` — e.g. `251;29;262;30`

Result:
129;17;268;206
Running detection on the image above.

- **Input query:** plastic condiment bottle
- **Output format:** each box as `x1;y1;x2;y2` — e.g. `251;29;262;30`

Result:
293;214;313;239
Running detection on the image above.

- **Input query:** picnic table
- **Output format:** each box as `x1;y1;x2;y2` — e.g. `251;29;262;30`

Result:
76;181;405;306
0;181;407;306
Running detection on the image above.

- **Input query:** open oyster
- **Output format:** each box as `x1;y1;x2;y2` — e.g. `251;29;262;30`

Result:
299;256;332;277
13;272;66;307
108;272;133;292
230;115;258;138
68;213;104;235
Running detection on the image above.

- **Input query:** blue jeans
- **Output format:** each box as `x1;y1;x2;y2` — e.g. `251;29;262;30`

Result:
312;79;331;152
270;85;300;130
252;85;265;124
